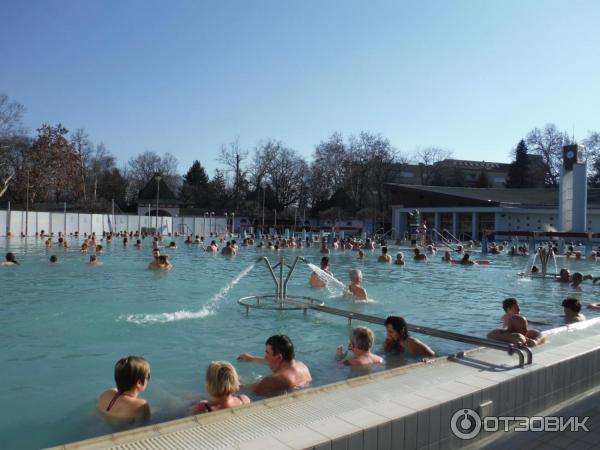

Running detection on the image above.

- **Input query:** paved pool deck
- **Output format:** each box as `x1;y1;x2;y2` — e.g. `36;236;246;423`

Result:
51;318;600;450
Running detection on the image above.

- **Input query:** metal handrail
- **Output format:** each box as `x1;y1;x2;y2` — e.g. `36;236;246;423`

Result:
431;228;456;251
281;298;531;368
442;228;462;245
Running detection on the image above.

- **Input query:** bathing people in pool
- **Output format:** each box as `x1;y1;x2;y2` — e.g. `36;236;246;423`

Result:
336;326;383;367
237;335;312;396
383;316;436;357
148;249;161;269
413;248;427;261
378;246;392;263
49;255;58;263
562;298;585;323
97;356;151;422
309;256;331;288
89;254;103;266
500;298;546;326
156;255;172;270
487;315;547;347
347;268;368;300
191;361;250;414
394;252;405;265
357;250;365;260
1;252;19;266
168;241;177;249
441;250;451;262
364;239;375;250
221;241;235;255
206;240;218;252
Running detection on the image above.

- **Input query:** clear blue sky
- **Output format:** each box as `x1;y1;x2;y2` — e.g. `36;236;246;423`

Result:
1;0;599;175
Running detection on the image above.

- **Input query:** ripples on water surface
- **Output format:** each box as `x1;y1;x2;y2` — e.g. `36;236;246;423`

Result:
0;237;598;449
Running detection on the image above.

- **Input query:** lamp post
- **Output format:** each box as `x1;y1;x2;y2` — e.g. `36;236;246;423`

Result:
225;212;228;235
274;209;277;230
231;212;235;235
25;169;30;236
262;185;265;232
204;212;207;237
210;212;214;236
155;174;161;233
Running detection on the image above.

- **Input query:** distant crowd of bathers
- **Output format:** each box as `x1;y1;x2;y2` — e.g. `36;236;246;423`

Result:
4;229;600;425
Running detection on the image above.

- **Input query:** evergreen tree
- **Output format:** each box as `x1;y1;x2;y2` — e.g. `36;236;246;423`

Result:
505;140;530;188
207;169;229;209
475;170;491;188
180;160;210;207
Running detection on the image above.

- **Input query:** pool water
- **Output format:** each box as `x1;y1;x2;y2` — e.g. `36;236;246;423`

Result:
0;237;598;449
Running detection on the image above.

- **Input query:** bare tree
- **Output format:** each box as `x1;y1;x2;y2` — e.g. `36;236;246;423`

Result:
412;147;453;184
125;151;181;202
584;131;600;186
0;94;27;198
70;128;93;202
526;124;571;186
218;137;248;209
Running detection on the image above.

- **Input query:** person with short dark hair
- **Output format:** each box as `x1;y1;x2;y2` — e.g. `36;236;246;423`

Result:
89;254;103;266
49;255;58;263
237;335;312;396
383;316;435;357
96;356;151;421
310;256;331;288
413;248;427;261
1;252;19;266
378;246;392;263
488;315;547;347
562;297;585;323
501;298;547;327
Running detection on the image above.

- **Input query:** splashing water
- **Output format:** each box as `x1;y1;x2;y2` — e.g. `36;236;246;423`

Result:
306;262;347;296
123;262;256;324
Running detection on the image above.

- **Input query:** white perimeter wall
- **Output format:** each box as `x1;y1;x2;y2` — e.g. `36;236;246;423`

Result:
0;210;173;236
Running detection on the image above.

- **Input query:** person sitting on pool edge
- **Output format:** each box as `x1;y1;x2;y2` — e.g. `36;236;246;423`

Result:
562;297;586;323
336;326;383;367
97;356;151;422
237;334;312;396
191;361;250;414
378;246;392;263
487;315;547;347
347;268;367;300
309;256;332;288
383;316;435;357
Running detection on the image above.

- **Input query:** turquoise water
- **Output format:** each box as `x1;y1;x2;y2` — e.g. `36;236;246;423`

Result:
1;237;599;449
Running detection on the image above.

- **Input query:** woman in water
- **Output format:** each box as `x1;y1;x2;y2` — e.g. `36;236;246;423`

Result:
97;356;151;422
383;316;435;357
191;361;250;414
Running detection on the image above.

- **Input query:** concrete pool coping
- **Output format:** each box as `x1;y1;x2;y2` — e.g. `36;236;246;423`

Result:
50;319;600;450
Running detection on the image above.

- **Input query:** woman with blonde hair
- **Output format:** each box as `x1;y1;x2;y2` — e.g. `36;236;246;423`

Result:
192;361;250;414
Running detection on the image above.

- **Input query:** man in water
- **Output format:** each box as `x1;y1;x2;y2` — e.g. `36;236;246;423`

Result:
413;248;427;261
237;335;312;396
309;256;331;288
487;315;547;347
562;297;586;323
500;298;546;326
89;255;103;266
347;268;367;300
148;249;161;269
383;316;435;357
378;246;392;263
1;252;19;266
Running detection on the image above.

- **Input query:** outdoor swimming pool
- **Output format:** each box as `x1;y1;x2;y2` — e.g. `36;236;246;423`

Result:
1;237;598;449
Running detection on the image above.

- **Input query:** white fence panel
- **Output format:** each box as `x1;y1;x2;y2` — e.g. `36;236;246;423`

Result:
91;214;104;235
37;212;50;234
128;215;140;233
182;217;195;235
0;210;6;236
51;213;65;235
103;215;112;233
26;212;37;236
66;213;79;235
139;215;150;231
10;211;23;235
116;215;128;232
79;213;92;235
